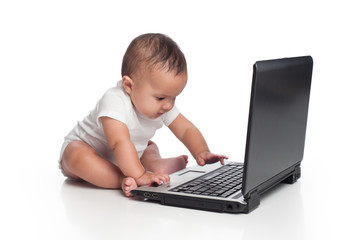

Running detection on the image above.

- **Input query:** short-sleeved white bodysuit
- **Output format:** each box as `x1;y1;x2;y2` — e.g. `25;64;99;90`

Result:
59;80;180;169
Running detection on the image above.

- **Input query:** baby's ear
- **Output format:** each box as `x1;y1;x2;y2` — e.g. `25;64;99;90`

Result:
122;76;134;94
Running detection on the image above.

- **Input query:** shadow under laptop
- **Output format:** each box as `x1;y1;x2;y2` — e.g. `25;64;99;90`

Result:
60;179;305;240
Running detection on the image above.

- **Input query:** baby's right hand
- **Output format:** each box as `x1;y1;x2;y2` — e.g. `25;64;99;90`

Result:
135;171;170;186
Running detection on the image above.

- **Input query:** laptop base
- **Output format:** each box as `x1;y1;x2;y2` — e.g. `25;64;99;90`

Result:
132;190;259;213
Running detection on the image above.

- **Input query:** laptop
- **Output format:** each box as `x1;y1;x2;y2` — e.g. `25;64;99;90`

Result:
131;56;313;213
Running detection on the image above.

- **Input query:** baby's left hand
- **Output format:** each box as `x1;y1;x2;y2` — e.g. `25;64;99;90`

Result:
196;151;228;166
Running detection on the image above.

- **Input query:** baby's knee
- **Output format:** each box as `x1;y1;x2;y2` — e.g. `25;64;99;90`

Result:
62;141;91;169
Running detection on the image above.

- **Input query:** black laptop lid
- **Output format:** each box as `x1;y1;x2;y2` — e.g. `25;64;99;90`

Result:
242;56;313;198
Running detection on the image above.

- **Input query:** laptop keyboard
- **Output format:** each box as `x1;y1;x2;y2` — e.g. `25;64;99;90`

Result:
170;162;243;198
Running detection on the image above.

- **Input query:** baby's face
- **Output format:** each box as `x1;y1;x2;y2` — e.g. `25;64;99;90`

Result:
126;68;187;119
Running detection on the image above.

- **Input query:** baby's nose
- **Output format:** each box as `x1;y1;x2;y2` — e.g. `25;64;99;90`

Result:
162;101;173;111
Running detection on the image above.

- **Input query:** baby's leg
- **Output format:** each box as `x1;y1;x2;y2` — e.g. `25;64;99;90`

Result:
140;141;188;175
61;141;136;196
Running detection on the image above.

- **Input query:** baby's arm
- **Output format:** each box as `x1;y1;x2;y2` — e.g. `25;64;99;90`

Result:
168;114;228;166
101;117;169;186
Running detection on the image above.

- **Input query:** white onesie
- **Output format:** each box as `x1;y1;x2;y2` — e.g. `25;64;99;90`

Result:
59;80;180;167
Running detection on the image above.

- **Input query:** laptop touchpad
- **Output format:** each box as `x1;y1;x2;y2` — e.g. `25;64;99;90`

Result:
178;170;206;177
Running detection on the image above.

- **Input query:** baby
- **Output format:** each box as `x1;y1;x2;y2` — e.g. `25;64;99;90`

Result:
59;33;227;196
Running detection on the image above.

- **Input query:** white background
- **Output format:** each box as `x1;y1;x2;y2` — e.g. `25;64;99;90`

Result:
0;0;360;239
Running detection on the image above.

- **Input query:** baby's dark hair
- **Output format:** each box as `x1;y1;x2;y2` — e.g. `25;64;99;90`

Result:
122;33;187;77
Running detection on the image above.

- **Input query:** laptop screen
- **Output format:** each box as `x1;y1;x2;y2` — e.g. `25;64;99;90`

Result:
242;56;313;197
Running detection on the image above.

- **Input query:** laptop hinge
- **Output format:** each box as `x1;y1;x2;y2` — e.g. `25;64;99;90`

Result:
245;190;260;213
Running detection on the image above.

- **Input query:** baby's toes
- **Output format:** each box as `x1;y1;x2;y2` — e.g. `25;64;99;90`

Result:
122;177;137;197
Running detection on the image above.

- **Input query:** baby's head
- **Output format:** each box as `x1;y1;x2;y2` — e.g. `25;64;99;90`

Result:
122;33;187;77
121;33;188;119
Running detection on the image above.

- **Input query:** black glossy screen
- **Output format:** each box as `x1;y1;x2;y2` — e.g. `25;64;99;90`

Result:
242;56;313;196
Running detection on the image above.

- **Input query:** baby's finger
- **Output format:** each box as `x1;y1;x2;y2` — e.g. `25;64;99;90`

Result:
215;154;228;159
157;174;170;184
164;174;170;183
163;174;170;184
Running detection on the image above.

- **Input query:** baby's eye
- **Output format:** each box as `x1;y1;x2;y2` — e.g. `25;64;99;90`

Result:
156;97;165;101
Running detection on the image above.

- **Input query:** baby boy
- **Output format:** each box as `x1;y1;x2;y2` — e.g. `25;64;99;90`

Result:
59;33;227;196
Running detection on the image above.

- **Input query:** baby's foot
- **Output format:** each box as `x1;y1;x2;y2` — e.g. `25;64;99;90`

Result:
163;155;188;174
179;155;189;165
121;177;137;197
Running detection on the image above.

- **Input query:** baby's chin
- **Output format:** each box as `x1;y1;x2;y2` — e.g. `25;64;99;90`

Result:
143;113;162;119
146;111;165;119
